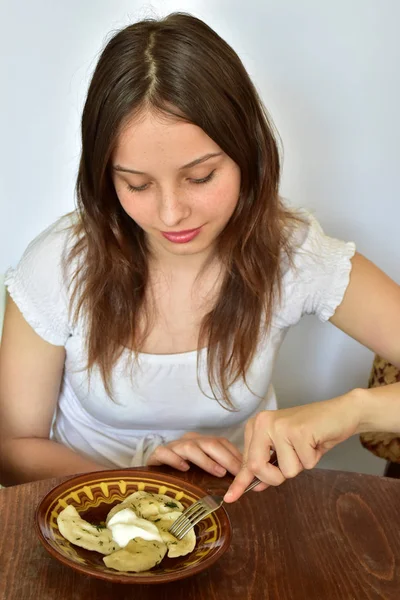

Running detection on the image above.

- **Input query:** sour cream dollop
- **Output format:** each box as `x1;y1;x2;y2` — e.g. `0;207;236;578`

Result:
107;508;163;548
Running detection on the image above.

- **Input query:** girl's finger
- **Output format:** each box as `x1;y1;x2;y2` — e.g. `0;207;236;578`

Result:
171;441;229;477
272;441;304;480
224;421;259;502
245;421;285;487
294;441;322;470
199;439;242;476
223;466;255;503
218;437;243;463
147;445;190;471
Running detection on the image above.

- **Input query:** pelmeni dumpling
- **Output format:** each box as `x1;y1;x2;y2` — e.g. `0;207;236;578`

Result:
103;538;167;572
154;511;196;558
106;491;184;524
57;505;119;555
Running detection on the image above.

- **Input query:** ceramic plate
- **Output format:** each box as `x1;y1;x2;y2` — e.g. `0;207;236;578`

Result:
35;469;232;584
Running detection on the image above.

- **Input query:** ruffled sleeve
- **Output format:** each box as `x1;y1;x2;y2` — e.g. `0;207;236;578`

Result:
275;213;356;328
4;215;76;346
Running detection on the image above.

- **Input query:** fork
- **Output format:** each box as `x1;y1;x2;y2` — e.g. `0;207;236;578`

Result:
169;455;278;540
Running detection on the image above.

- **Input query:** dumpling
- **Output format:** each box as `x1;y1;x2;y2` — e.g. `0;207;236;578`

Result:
106;491;184;524
154;511;196;558
103;538;167;572
149;493;185;515
57;505;118;555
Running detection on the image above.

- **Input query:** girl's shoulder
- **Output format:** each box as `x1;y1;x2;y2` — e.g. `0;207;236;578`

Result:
19;211;80;259
275;208;356;327
5;211;81;345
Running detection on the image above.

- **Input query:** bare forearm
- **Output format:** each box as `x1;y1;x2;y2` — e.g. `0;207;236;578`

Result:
357;382;400;433
0;438;107;486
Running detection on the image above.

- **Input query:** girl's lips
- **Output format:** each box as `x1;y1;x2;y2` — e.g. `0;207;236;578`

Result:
161;227;202;244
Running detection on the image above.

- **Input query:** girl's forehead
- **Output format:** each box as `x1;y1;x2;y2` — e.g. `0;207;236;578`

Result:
113;109;221;171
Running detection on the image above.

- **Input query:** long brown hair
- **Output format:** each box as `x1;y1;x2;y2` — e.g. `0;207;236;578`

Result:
68;12;298;409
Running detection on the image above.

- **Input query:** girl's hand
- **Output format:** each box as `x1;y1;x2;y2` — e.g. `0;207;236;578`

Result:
147;432;243;478
224;391;363;502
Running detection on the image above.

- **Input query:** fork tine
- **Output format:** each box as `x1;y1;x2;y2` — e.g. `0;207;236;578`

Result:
169;517;188;536
168;500;205;535
180;503;209;523
172;524;192;540
170;521;192;539
169;514;200;538
171;508;210;539
169;514;190;535
176;500;204;519
169;505;209;536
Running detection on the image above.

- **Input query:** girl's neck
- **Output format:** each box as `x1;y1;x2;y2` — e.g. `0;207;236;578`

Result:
148;240;218;279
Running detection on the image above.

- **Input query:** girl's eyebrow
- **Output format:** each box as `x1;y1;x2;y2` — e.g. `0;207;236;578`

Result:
112;152;223;176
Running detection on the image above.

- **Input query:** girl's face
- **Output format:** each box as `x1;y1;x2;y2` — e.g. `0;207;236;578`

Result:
111;109;241;260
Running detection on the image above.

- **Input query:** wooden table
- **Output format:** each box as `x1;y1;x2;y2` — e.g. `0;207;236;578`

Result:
1;467;400;599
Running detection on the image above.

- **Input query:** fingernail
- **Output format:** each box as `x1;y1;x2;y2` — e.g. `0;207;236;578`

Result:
215;466;226;476
224;491;234;502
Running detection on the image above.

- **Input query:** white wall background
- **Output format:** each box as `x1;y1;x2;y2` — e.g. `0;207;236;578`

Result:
1;0;398;475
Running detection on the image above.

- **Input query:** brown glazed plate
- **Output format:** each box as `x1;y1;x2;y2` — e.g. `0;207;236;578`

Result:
35;469;232;584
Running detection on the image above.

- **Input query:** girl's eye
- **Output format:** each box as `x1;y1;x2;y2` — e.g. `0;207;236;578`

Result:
126;183;149;193
125;170;216;193
190;169;216;185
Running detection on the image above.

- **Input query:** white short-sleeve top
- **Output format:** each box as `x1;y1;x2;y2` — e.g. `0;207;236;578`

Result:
5;211;356;468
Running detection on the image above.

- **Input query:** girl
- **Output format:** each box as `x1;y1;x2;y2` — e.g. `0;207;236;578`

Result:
1;13;399;500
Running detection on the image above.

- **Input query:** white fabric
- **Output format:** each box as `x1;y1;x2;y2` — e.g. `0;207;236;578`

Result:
0;273;5;340
5;211;356;468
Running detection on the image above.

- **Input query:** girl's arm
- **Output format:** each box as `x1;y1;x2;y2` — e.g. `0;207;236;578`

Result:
225;253;400;501
0;295;105;485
